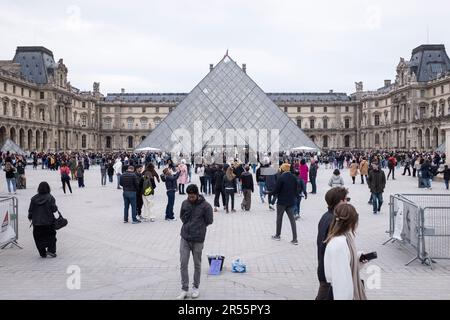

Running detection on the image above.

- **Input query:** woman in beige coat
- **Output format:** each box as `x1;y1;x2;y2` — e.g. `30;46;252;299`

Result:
359;157;369;184
349;160;359;184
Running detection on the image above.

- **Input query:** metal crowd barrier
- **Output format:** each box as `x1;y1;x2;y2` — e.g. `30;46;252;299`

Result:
384;194;450;269
0;196;22;249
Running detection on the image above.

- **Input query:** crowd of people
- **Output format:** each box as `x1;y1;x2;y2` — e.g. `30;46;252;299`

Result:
1;147;449;300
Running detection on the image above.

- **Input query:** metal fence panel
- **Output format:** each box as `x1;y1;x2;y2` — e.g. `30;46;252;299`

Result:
0;196;21;249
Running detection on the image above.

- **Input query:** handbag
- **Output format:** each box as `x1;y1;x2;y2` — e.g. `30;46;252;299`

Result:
54;210;68;230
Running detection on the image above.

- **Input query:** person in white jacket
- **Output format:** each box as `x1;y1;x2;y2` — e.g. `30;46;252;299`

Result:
328;169;345;188
324;203;368;300
113;158;123;190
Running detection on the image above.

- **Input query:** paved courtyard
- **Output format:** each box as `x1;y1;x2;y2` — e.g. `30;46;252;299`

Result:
1;164;450;300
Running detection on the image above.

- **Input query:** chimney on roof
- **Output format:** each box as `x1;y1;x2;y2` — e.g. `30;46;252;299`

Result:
209;64;213;72
121;88;125;94
384;79;391;87
242;64;246;73
329;89;333;93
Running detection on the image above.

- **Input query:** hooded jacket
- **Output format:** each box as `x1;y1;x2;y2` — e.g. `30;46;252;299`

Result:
240;171;254;191
28;193;58;226
328;174;344;187
180;195;213;243
367;168;386;193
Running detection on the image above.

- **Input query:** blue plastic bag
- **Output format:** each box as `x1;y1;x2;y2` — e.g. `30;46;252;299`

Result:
231;258;246;273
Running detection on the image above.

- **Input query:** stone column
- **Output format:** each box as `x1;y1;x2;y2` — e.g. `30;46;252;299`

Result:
441;124;450;165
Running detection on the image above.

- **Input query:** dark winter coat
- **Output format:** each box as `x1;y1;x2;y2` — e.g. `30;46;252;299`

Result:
161;171;180;191
367;169;386;193
214;170;225;191
180;195;213;243
317;210;334;282
120;171;140;192
240;171;254;192
28;193;58;226
266;171;300;207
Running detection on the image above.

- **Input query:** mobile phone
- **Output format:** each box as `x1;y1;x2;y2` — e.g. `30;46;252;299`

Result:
360;251;377;262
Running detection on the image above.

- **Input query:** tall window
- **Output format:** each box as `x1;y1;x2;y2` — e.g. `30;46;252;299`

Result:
103;118;112;129
374;114;380;126
81;135;87;148
140;118;148;129
433;88;436;96
442;85;445;94
13;85;16;94
420;90;425;98
28;106;32;119
3;101;7;115
127;118;134;129
344;118;350;129
310;106;314;112
29;90;32;98
155;107;159;113
12;102;17;117
323;118;328;129
297;118;302;128
40;91;44;99
106;136;112;149
324;107;327;113
297;107;301;113
142;107;146;113
310;118;315;129
21;88;24;96
3;83;6;91
375;134;380;145
420;106;426;118
323;136;328;148
154;117;161;127
169;106;173;112
284;107;288;113
127;136;133;148
345;106;349;112
21;105;25;118
81;114;87;127
82;102;86;108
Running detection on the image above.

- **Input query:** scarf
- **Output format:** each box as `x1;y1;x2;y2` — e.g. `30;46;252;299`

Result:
345;233;367;300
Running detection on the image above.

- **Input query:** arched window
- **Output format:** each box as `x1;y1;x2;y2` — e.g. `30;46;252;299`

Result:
82;135;87;149
127;136;134;149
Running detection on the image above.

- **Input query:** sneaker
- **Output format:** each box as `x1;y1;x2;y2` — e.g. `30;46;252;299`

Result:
123;220;128;223
271;235;281;241
214;207;218;212
132;220;142;224
294;214;300;220
269;205;275;211
191;287;200;299
165;217;177;221
176;291;189;300
46;251;57;258
231;209;236;213
373;212;377;215
150;218;155;222
290;240;299;245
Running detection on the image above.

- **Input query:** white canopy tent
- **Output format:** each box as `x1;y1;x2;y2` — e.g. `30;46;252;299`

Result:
135;146;161;152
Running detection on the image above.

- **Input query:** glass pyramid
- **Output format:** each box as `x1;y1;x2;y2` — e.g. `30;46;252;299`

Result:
1;138;26;155
137;55;317;158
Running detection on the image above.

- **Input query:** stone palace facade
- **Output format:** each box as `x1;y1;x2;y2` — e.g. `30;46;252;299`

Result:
1;45;450;153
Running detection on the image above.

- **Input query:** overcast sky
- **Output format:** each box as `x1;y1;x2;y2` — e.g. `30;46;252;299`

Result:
1;0;449;95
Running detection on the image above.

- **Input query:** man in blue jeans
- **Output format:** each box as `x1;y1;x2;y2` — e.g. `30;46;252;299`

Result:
119;165;141;224
161;167;181;221
367;161;386;214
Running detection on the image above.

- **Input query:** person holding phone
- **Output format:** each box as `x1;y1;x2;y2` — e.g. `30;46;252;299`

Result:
324;203;368;300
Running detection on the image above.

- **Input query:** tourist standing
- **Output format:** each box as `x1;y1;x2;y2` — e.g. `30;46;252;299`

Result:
161;167;181;221
100;159;107;186
420;159;433;190
316;187;349;300
256;162;267;204
3;161;17;194
60;163;73;194
309;159;318;194
299;159;309;186
142;163;160;222
176;184;213;300
387;154;396;180
349;160;359;184
324;203;367;300
438;165;450;190
359;157;369;184
76;162;85;188
367;161;386;214
198;164;205;194
213;164;226;212
28;182;59;258
265;163;299;245
69;157;77;180
120;165;141;224
223;166;237;213
177;160;188;195
113;158;123;189
16;161;26;189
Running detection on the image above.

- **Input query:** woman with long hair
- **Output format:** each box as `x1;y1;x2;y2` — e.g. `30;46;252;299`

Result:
223;166;237;213
324;203;367;300
142;163;160;222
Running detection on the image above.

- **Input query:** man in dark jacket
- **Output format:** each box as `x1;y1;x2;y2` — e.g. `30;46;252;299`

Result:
240;165;254;211
420;159;433;189
309;159;318;194
119;165;141;224
177;184;213;300
438;165;450;190
315;187;348;300
367;161;386;214
265;163;300;245
161;167;181;221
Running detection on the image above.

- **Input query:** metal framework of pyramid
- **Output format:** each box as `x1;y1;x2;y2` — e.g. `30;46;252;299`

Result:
137;55;317;155
1;138;26;155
